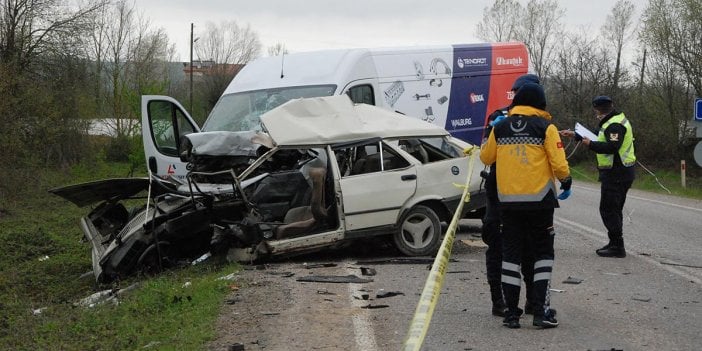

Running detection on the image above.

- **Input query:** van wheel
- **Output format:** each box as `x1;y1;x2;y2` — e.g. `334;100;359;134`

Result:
393;205;441;256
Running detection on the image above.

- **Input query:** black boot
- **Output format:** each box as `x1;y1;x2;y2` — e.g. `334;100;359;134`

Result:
490;284;507;317
596;238;625;258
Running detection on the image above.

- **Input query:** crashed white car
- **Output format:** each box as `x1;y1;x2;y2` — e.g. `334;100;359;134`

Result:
52;96;485;282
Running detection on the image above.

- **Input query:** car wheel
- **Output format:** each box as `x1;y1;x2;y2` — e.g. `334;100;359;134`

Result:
393;205;441;256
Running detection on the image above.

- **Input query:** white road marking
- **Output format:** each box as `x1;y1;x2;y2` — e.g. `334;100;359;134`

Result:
345;264;379;351
554;216;702;284
573;184;702;213
627;194;702;213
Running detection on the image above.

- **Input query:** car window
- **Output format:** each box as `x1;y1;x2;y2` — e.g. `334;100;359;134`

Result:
149;100;195;157
397;137;462;163
203;85;337;132
335;140;409;176
347;84;374;105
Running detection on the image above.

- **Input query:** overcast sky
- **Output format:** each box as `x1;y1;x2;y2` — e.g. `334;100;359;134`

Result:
137;0;649;62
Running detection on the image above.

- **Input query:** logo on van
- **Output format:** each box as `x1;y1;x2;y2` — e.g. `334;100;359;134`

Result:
456;57;488;69
451;118;473;128
496;56;524;66
470;93;485;103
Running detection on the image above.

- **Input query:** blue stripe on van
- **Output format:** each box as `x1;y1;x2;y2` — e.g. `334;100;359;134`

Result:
446;45;493;145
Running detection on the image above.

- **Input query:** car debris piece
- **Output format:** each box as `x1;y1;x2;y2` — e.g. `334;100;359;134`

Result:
267;271;295;277
304;263;338;269
360;267;377;276
562;276;583;284
631;296;652;302
75;289;117;308
261;311;280;316
361;304;389;309
296;275;373;284
216;273;238;281
376;291;405;299
356;257;453;265
549;288;565;293
228;343;245;351
32;307;47;316
191;252;212;265
317;289;336;295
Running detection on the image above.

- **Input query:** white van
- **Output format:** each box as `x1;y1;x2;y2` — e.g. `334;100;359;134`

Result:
142;42;528;180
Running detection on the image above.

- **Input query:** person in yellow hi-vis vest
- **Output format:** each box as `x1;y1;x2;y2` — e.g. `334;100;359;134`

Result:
560;96;636;258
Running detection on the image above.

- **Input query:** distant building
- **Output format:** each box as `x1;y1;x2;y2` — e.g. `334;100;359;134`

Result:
183;60;244;78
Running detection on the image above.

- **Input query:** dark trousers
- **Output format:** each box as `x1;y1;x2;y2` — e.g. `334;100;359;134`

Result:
599;179;633;246
482;197;534;304
500;208;555;317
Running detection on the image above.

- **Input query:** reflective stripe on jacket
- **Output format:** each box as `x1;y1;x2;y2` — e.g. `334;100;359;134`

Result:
480;106;570;208
596;112;636;169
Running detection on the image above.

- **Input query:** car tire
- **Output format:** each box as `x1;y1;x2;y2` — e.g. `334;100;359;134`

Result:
393;205;441;256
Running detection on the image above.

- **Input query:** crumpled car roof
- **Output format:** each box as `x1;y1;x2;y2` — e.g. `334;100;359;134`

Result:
260;95;448;146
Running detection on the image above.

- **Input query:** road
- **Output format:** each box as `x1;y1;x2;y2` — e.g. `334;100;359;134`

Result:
211;183;702;351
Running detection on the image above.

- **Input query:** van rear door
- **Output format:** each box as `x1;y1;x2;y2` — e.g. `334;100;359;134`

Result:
141;95;199;180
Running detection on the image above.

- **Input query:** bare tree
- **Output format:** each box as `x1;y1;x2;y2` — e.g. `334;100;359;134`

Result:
600;0;637;92
514;0;565;78
475;0;523;42
548;30;611;132
195;20;261;65
192;20;261;116
640;0;702;97
0;0;107;72
86;0;172;140
267;42;288;57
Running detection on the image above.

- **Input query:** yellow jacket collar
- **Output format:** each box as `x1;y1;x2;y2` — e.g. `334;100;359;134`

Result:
509;106;552;120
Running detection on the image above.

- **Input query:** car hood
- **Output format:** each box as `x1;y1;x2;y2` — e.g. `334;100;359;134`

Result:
49;178;164;207
260;95;449;146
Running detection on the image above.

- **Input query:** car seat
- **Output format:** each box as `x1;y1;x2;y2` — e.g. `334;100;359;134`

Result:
274;167;328;239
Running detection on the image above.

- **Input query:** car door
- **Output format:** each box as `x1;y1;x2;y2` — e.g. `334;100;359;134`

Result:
338;140;417;230
142;95;200;180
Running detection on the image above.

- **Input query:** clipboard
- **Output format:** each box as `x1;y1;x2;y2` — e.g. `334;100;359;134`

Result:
575;122;597;140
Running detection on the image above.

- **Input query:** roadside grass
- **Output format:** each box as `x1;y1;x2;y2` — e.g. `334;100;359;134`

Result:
568;163;702;199
0;160;240;350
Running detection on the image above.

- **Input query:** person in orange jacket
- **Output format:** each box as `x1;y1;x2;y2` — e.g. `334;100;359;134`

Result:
480;82;571;329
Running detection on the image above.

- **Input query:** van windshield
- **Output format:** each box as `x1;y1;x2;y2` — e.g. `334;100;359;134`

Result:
202;85;337;132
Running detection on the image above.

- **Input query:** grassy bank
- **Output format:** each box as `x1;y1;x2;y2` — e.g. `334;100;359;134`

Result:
0;161;240;350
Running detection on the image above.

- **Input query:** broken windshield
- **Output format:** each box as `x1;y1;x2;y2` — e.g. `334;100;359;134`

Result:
202;85;337;132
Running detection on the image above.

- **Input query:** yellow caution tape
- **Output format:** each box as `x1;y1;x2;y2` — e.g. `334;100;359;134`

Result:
402;146;478;351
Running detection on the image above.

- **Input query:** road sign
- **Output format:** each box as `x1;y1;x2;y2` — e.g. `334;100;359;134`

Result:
696;98;702;121
695;142;702;168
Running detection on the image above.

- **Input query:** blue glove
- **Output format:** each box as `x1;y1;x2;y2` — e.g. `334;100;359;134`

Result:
557;189;571;200
489;115;506;126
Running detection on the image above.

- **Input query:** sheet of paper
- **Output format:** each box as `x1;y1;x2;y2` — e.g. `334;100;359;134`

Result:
575;122;598;140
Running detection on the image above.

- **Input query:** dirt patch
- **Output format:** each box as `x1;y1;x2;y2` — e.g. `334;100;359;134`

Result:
208;261;366;351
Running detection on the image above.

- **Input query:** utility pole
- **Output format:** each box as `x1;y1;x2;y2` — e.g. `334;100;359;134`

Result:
189;23;194;112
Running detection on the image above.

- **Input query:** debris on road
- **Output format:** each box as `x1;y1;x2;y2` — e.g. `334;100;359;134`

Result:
303;263;337;269
376;290;405;299
360;267;377;276
562;276;584;284
361;304;389;309
632;295;652;302
296;275;373;283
